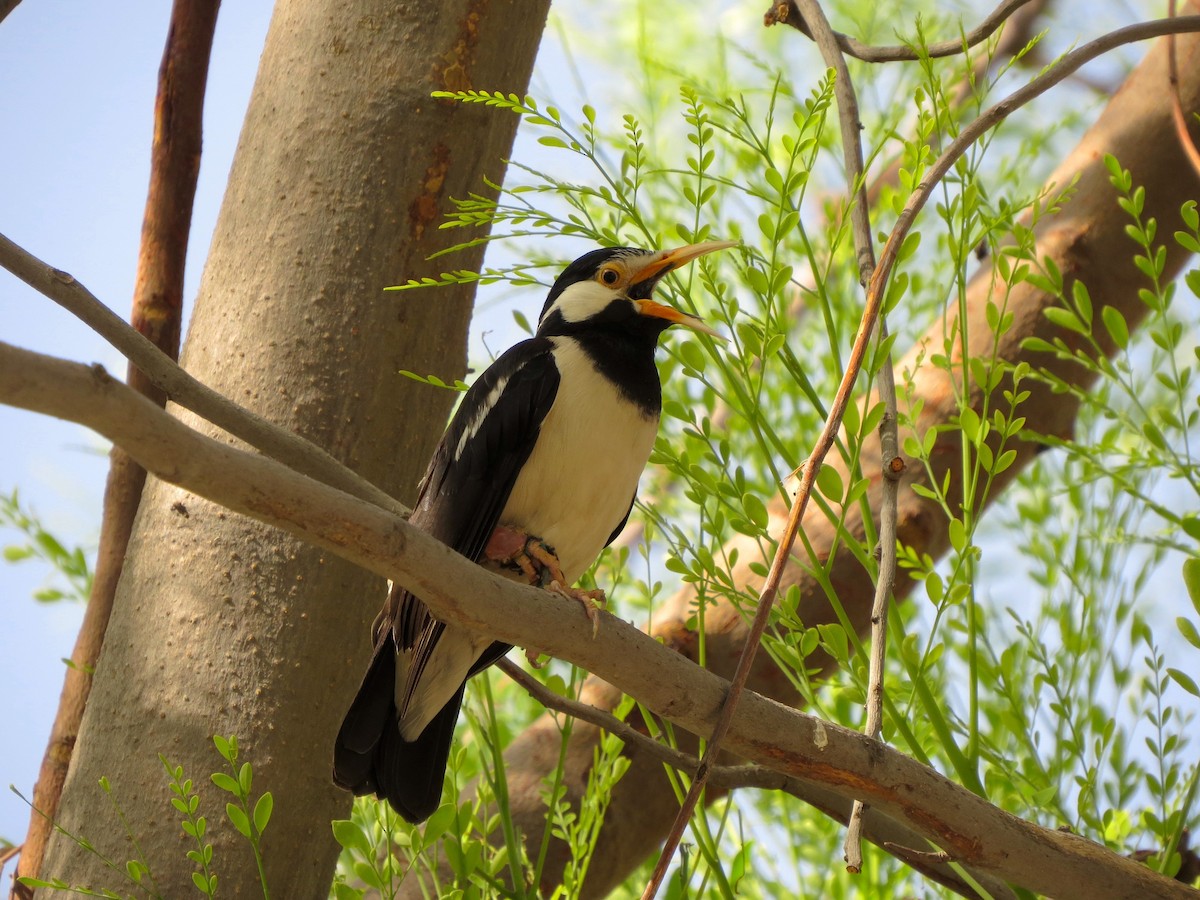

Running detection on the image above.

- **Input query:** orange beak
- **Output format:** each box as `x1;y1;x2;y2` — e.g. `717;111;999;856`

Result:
629;240;737;338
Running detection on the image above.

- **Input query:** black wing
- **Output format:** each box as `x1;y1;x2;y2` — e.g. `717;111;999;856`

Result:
394;336;561;653
334;338;562;820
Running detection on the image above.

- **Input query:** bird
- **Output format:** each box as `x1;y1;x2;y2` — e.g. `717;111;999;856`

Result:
332;239;735;823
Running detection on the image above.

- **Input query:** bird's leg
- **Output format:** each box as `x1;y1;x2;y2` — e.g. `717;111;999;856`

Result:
484;526;605;638
521;540;606;639
483;524;540;583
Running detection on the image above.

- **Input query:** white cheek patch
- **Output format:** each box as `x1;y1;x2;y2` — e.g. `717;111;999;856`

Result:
454;374;510;462
543;280;623;326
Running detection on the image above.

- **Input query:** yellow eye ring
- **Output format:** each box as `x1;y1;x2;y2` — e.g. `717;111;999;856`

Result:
599;267;620;286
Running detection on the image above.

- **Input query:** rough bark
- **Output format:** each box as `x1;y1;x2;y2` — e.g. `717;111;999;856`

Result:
38;0;549;896
468;32;1200;898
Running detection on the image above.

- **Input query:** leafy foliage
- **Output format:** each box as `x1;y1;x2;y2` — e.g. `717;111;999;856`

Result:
1;488;92;604
331;2;1200;896
13;739;272;898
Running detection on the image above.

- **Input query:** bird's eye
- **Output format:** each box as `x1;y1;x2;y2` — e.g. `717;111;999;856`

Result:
599;267;620;286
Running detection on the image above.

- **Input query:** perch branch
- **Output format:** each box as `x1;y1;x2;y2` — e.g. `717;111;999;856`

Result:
0;338;1190;899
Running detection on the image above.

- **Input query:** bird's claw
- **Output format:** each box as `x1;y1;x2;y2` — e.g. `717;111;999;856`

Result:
486;525;606;637
524;647;549;669
548;580;606;638
485;527;559;585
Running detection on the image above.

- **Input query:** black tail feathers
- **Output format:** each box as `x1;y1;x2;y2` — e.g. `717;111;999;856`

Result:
332;636;463;824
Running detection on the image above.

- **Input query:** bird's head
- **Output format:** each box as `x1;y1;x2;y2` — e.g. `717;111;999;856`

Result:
537;241;735;341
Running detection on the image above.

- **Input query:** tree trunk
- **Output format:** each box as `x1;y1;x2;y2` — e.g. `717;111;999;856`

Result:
38;0;549;895
443;31;1200;898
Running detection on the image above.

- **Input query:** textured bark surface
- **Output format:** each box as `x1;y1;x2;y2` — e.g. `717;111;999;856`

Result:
39;0;550;895
458;33;1200;898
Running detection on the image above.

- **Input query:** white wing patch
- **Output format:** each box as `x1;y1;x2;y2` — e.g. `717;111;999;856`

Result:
454;374;510;462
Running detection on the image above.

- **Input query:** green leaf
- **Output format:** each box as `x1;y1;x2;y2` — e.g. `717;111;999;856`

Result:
742;493;769;529
238;762;253;795
211;772;239;795
1043;306;1087;336
948;517;967;552
421;802;455;848
1177;617;1200;650
226;802;251;838
1071;280;1093;326
815;465;844;501
1184;559;1200;615
959;408;980;443
1101;306;1129;349
253;791;273;834
1167;668;1199;697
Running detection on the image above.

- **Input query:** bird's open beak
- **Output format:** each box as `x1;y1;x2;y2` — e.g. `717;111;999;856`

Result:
630;240;737;339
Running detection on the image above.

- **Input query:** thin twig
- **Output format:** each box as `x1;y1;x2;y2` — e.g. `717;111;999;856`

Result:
1169;0;1200;178
0;233;407;518
764;0;1036;63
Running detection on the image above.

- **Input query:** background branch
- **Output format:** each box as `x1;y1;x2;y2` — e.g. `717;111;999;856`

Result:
764;0;1036;62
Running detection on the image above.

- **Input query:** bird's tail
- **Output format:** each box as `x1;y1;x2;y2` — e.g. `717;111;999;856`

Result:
332;634;462;824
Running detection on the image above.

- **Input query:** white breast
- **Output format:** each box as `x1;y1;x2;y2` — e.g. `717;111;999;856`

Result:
500;337;658;582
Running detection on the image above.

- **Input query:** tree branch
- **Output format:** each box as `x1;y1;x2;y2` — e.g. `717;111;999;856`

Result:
764;0;1038;63
0;339;1193;900
498;659;1015;900
0;232;407;518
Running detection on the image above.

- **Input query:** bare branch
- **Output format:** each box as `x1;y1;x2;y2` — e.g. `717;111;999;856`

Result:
764;0;1038;63
0;232;407;519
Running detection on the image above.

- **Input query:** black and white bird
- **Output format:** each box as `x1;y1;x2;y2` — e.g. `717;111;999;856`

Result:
332;240;734;822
